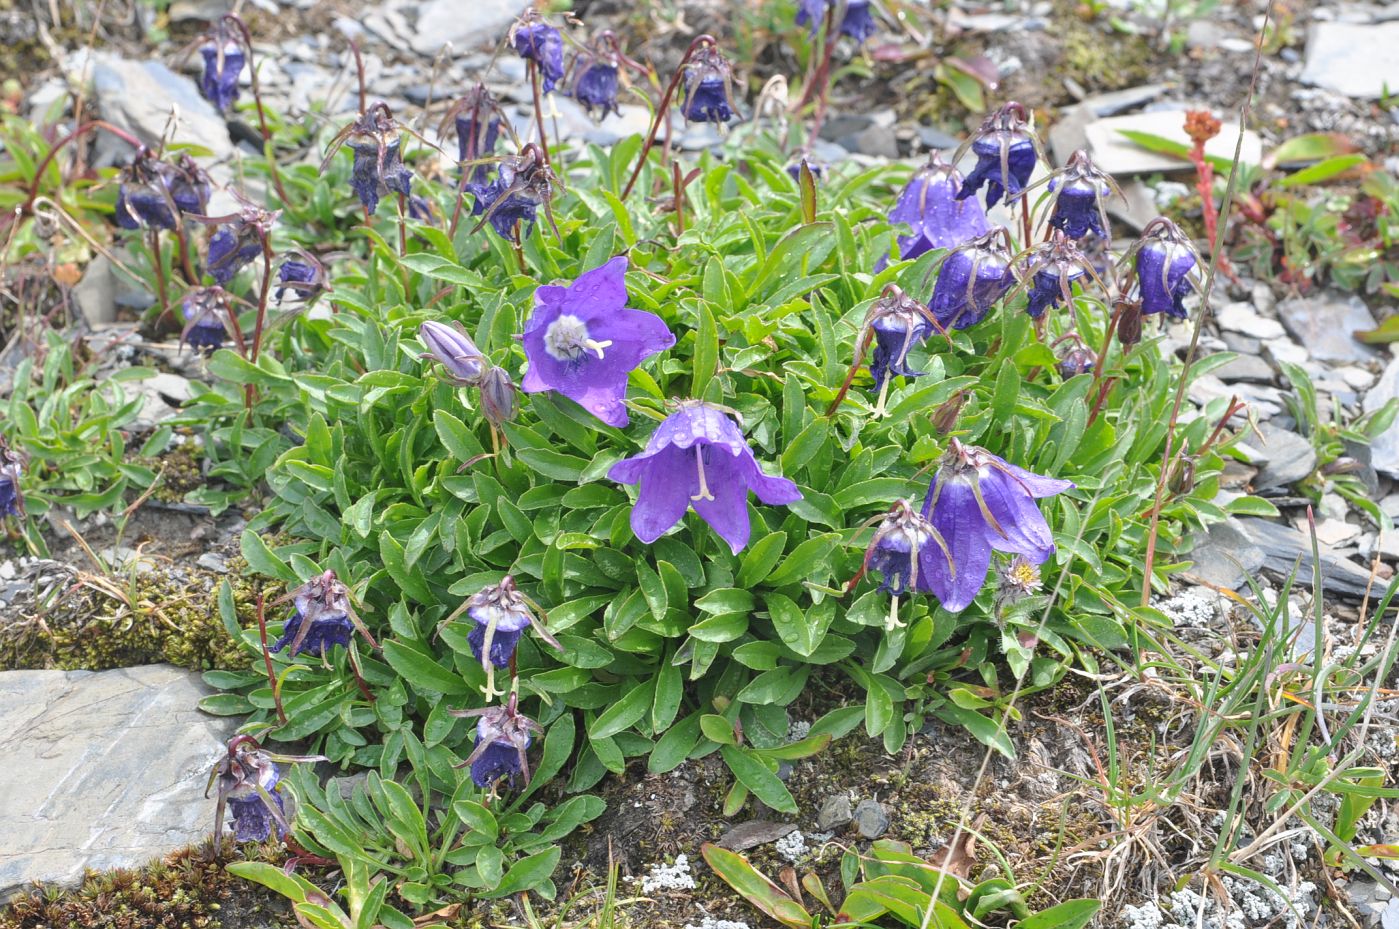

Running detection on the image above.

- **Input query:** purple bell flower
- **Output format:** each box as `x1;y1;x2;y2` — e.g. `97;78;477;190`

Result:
1018;232;1095;320
1056;343;1096;378
478;365;520;427
887;153;989;264
864;285;932;390
273;570;376;657
274;255;325;305
350;139;413;215
115;150;178;231
797;0;877;41
199;39;244;112
452;694;542;789
919;439;1073;612
927;228;1015;330
206;224;263;285
863;500;953;629
521;256;675;427
180;287;231;354
420;320;488;385
574;61;621;119
1047;150;1113;241
608;401;803;555
679;44;736;124
448;575;561;675
0;447;25;519
1134;219;1199;320
512;20;565;94
166;155;212;217
208;737;325;854
956;102;1037;209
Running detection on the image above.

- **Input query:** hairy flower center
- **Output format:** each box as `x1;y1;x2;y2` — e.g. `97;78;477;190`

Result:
544;314;612;362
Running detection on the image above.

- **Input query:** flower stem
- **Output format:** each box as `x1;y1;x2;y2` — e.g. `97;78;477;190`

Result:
621;35;716;202
148;227;169;324
256;593;288;726
528;60;551;166
222;15;291;207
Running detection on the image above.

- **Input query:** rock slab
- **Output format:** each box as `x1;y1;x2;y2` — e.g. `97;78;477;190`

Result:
1300;22;1399;99
83;52;234;162
0;665;237;898
1275;293;1377;364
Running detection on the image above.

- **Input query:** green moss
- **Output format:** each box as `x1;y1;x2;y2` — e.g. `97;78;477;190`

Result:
1055;17;1154;92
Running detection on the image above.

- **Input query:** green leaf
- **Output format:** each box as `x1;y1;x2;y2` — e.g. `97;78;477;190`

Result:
700;713;737;745
485;847;561;898
693;301;719;398
1116;128;1244;171
1278;154;1367;188
700;844;812;929
589;679;654;739
226;862;318;904
765;593;823;657
381;640;470;695
240;530;296;582
738;531;788;588
1016;899;1102;929
721;746;797;814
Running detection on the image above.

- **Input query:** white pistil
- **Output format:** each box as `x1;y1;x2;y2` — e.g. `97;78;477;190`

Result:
480;616;504;702
544;313;612;362
885;594;904;631
690;447;715;502
873;374;892;418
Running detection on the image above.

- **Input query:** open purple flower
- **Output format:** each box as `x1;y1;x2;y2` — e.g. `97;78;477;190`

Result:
608;401;802;554
1133;218;1199;320
680;44;736;124
887;152;989;264
928;228;1015;330
0;446;25;519
521;256;674;427
452;693;542;789
956;102;1037;209
512;18;565;94
181;287;232;354
1047;150;1113;241
199;39;244;112
273;570;378;657
919;439;1073;612
797;0;877;41
863;500;952;629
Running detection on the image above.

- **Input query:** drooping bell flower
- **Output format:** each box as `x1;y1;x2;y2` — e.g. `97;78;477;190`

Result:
273;570;378;657
887;152;989;264
864;284;931;391
420;320;488;385
208;736;324;854
478;365;519;427
796;0;878;42
199;38;244;112
167;154;212;217
273;253;326;305
206;221;263;286
1132;218;1199;320
956;102;1038;209
522;256;675;427
180;287;233;354
1056;342;1096;378
1018;233;1092;320
115;149;177;231
927;227;1015;330
471;145;560;243
1047;149;1113;241
439;577;561;699
608;401;802;554
919;439;1073;612
451;692;542;789
350;138;413;215
679;43;736;124
511;14;565;94
0;446;25;519
863;499;952;630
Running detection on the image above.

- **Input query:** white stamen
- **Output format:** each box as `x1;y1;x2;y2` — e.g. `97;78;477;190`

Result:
544;313;612;362
885;594;904;631
873;374;892;418
691;447;715;502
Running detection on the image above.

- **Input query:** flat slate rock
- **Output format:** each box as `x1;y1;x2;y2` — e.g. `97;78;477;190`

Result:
1184;517;1266;590
717;820;796;851
1082;110;1263;176
1300;21;1399;99
1237;517;1377;599
83;52;234;162
0;665;237;898
1254;423;1318;490
1364;355;1399;478
1275;293;1377;364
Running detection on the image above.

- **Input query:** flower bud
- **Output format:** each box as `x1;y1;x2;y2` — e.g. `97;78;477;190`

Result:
420;320;487;385
479;365;519;426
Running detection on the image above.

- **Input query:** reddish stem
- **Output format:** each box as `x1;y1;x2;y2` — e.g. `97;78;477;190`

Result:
621;35;716;202
528;60;551;166
256;594;288;726
221;16;291;207
148;227;169;322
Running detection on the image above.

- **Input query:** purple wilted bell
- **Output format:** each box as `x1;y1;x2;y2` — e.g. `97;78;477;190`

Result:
207;220;264;285
572;33;629;120
865;284;932;391
452;692;542;789
0;445;26;519
522;256;675;427
1056;342;1096;378
512;12;566;94
608;401;802;554
472;145;560;242
440;576;561;697
679;42;736;124
199;37;244;112
478;365;519;428
956;102;1038;209
167;155;212;217
1132;218;1200;320
181;287;233;354
796;0;877;42
273;570;378;657
887;152;989;264
207;736;324;854
274;252;326;305
115;150;177;231
920;439;1073;612
928;227;1016;330
863;499;951;630
1047;149;1114;241
350;138;413;215
1018;233;1092;320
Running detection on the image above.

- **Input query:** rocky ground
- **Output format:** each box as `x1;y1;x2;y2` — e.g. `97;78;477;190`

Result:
3;0;1399;927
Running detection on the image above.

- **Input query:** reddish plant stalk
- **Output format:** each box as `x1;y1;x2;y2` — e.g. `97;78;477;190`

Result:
620;35;717;202
528;60;551;166
222;15;291;207
255;593;288;726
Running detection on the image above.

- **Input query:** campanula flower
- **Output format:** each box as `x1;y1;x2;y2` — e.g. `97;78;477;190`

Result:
511;16;565;94
865;284;931;391
1133;218;1199;320
920;439;1073;612
887;152;989;263
206;222;263;285
785;156;825;183
478;366;519;428
420;320;488;385
273;570;378;657
350;139;413;215
407;194;436;225
1056;343;1096;377
450;87;503;164
522;256;675;427
956;102;1037;209
928;228;1015;330
274;254;326;305
574;61;620;118
208;736;324;854
1048;149;1113;241
797;0;877;41
199;38;244;112
168;155;212;215
863;500;952;630
452;693;542;789
0;446;25;519
115;151;177;231
180;287;232;354
608;401;802;554
471;145;560;242
679;43;736;124
1018;234;1092;320
441;576;561;697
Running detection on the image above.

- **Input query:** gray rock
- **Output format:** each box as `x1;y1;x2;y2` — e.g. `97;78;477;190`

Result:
1185;518;1266;589
1363;355;1399;478
839;124;899;159
82;52;233;162
717;820;796;852
1079;83;1167;117
1238;517;1379;599
853;799;889;839
1105;179;1160;232
196;552;228;573
1275;293;1377;364
1213;353;1275;384
1300;22;1399;99
73;255;117;326
916;125;961;150
1215;301;1285;340
1;665;238;897
816;794;853;831
1254;423;1318;490
1082;110;1263;176
412;0;519;56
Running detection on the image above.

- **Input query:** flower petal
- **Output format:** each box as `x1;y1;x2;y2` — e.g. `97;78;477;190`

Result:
741;456;803;506
622;445;695;543
690;449;753;554
928;478;993;612
977;468;1057;562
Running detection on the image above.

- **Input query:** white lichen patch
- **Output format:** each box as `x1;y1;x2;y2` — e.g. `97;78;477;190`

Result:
640;853;696;893
775;829;807;863
684;918;750;929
